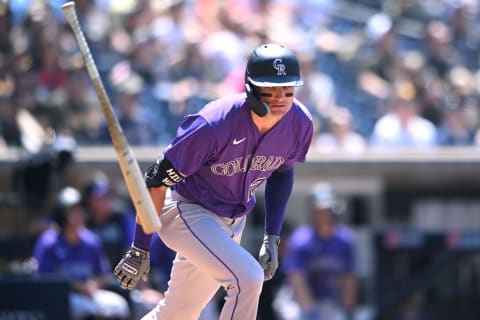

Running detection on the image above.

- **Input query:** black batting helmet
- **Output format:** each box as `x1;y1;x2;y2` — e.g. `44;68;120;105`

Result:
245;43;303;87
52;186;82;228
244;44;303;117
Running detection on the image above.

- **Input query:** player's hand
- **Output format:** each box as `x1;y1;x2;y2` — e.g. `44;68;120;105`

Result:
258;234;280;281
114;245;150;289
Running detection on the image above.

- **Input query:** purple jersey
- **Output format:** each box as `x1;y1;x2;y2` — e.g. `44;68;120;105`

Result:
34;228;111;282
282;225;355;301
164;93;313;218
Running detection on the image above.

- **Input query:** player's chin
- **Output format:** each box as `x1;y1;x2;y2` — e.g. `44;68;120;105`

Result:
269;105;290;115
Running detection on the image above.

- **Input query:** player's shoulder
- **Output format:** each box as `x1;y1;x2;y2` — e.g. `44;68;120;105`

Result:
192;93;249;128
291;98;313;122
332;226;356;248
198;93;247;123
79;228;104;248
288;224;315;247
284;99;314;136
34;228;60;252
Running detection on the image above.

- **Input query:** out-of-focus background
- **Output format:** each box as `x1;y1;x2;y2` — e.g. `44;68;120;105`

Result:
1;0;480;319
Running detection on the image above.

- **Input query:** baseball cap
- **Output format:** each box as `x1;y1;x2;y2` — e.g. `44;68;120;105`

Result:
308;182;336;210
84;174;112;198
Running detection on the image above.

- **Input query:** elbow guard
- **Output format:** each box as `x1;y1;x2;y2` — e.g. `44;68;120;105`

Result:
145;158;184;188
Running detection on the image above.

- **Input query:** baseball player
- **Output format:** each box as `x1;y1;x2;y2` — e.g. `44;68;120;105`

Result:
114;43;314;320
34;186;131;320
279;183;357;320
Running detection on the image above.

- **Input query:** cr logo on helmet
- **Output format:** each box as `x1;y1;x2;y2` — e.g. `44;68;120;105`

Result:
273;59;287;76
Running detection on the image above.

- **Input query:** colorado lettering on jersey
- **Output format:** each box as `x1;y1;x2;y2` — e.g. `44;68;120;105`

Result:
210;155;285;176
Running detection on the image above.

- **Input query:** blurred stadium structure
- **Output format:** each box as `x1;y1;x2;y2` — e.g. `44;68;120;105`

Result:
2;146;480;319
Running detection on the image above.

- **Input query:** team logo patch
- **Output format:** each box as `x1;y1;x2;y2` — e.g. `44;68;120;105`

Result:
273;59;286;75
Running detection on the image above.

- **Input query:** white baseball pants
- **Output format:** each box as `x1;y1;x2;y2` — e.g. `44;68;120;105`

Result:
141;191;264;320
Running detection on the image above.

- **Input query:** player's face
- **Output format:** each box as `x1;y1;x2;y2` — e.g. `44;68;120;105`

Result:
257;86;295;117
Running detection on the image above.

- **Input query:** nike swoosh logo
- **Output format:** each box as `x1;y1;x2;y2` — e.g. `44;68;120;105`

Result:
233;137;246;145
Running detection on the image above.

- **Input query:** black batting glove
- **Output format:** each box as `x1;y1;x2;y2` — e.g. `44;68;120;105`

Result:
114;245;150;289
259;234;280;281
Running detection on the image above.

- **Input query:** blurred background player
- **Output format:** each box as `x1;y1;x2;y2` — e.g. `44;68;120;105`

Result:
33;186;130;320
277;182;357;320
81;171;136;266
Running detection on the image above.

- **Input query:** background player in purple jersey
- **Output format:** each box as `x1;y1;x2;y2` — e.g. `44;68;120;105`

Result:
33;186;130;320
278;182;357;320
113;43;314;320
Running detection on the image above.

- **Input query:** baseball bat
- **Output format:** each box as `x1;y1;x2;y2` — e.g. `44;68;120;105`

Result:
61;2;161;233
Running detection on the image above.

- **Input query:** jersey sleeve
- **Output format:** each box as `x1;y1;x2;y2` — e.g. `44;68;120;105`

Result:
35;246;57;274
164;115;217;176
296;120;314;163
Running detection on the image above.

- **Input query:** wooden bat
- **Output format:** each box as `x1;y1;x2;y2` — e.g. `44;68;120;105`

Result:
61;1;161;233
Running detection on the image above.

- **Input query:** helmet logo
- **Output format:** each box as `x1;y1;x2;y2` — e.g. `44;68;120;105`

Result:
273;59;287;76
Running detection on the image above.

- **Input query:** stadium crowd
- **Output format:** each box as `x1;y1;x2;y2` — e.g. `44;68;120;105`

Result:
1;0;480;153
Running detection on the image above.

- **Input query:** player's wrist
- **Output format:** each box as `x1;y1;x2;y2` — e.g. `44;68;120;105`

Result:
133;223;153;251
264;234;280;246
131;245;150;259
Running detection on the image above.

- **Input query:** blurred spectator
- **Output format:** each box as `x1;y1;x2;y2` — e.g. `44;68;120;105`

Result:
81;171;136;266
295;49;337;132
275;182;357;320
423;19;463;78
448;2;480;71
314;106;367;153
369;82;438;149
33;186;131;320
61;68;102;144
0;0;480;150
356;12;399;100
96;62;159;145
36;40;66;95
436;95;475;146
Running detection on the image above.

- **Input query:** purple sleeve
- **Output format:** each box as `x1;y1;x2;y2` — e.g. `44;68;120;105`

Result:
264;167;294;235
122;210;136;248
133;223;153;251
294;120;313;163
35;246;56;274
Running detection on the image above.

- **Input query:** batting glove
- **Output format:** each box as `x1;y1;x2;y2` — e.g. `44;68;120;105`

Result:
259;234;280;281
114;245;150;289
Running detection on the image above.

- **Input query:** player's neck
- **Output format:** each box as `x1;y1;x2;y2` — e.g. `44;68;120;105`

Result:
250;111;282;135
